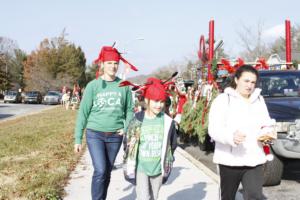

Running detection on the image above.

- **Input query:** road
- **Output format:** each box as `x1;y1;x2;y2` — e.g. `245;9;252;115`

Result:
263;159;300;200
180;141;300;200
0;102;53;121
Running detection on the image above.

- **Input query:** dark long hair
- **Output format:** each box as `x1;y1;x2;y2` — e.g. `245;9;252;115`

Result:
229;65;259;89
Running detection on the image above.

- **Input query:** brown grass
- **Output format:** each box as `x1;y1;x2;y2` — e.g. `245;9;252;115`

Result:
0;107;83;200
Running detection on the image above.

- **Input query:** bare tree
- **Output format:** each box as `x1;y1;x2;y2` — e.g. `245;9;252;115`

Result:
0;37;19;55
237;21;271;61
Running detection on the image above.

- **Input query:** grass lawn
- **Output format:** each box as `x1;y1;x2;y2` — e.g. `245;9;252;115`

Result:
0;107;83;200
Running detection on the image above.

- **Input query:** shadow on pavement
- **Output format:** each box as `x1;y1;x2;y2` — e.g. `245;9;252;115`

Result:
119;184;136;200
0;105;9;108
165;166;187;185
167;182;207;200
120;167;206;200
0;114;14;119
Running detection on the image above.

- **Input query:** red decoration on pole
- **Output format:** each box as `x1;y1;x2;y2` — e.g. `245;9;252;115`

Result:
198;35;206;62
285;20;292;69
208;20;214;83
198;35;206;80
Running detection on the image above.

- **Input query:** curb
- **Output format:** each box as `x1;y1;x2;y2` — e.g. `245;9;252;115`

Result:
0;105;60;124
176;147;219;184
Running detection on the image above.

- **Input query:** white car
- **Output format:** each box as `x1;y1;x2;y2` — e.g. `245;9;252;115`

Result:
43;91;62;105
4;91;22;103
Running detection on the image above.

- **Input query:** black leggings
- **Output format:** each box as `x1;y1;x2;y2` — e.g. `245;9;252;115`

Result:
219;164;264;200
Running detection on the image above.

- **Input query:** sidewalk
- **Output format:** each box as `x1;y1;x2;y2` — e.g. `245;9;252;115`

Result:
64;147;243;200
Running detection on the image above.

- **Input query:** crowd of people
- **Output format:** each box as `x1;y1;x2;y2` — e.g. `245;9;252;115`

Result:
73;45;277;200
61;84;83;110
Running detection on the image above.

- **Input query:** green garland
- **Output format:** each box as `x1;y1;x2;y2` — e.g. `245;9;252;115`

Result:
180;87;219;143
180;57;220;143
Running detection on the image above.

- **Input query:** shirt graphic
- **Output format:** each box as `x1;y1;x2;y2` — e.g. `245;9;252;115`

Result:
137;114;164;176
93;91;122;110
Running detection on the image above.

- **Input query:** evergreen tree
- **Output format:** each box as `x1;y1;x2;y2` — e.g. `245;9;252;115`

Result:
85;63;98;83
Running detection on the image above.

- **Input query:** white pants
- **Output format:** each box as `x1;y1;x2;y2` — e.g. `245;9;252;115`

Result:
136;171;163;200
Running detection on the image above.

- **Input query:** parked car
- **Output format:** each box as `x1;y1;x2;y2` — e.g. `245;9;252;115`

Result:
258;70;300;186
24;91;43;104
43;91;62;105
3;91;22;103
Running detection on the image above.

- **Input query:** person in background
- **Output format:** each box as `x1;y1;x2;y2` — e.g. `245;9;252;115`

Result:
174;88;187;124
167;84;177;118
74;46;137;200
73;83;81;101
62;90;71;109
208;65;276;200
123;77;177;200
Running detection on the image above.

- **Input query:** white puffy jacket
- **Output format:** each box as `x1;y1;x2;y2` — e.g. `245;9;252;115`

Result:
208;87;274;167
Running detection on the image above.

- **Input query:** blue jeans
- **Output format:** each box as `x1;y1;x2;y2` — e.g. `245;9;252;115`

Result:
86;129;123;200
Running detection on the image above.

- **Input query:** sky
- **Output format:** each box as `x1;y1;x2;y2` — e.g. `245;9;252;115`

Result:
1;0;300;77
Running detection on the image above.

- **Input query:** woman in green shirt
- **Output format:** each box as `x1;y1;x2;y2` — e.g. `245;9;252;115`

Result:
74;46;137;200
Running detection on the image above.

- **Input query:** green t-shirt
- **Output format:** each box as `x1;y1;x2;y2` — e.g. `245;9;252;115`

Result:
137;112;164;176
74;77;134;144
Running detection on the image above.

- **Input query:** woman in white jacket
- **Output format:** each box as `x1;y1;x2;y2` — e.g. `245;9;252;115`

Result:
208;65;275;200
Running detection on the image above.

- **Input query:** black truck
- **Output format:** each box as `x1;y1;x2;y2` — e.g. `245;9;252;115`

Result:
258;70;300;186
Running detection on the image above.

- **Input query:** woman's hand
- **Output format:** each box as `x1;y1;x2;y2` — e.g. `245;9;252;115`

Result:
258;133;277;142
116;129;124;136
233;131;246;145
74;144;82;153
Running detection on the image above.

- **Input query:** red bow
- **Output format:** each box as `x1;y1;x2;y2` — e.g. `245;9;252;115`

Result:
255;58;269;70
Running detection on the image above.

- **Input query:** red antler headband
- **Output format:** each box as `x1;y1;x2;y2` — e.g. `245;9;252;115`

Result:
119;77;170;101
218;58;245;74
94;46;138;78
219;58;236;74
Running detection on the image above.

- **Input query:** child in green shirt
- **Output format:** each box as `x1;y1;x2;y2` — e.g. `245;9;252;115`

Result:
123;77;177;200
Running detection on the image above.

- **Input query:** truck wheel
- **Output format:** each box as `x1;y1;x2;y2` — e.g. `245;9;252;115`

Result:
263;151;284;186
